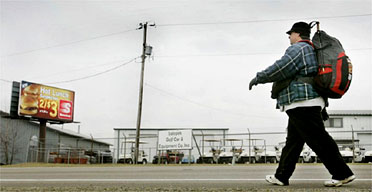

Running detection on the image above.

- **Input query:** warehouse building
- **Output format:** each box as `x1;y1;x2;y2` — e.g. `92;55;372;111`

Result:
0;111;111;165
326;110;372;151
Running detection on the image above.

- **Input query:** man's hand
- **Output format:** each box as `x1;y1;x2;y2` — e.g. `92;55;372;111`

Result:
249;77;258;90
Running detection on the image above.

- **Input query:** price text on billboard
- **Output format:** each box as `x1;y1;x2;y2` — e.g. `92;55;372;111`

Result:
19;81;75;122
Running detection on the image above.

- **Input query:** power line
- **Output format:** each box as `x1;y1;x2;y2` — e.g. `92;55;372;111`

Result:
154;47;372;58
157;14;372;27
155;52;283;58
0;79;13;83
2;45;370;85
145;83;277;119
0;57;139;85
3;14;370;57
2;29;137;57
27;57;138;80
45;57;139;84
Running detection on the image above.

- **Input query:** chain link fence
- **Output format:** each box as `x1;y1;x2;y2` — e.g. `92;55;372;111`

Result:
23;130;372;165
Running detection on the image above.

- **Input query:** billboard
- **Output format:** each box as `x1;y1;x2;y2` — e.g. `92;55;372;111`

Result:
158;130;192;150
18;81;75;122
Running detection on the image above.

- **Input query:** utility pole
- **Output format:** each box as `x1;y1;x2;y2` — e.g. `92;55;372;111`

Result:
134;22;155;164
351;125;355;163
247;128;251;164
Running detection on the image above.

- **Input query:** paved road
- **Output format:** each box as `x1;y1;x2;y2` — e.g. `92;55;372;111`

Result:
1;164;371;191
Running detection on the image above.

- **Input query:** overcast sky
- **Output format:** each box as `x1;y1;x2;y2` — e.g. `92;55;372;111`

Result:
1;0;371;145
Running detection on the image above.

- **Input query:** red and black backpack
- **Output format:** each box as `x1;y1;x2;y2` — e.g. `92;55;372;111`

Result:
310;21;353;99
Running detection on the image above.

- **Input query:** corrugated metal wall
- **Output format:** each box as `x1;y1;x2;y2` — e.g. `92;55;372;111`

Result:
1;118;38;164
0;116;110;165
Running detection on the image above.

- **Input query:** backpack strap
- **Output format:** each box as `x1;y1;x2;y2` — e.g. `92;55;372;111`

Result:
298;40;315;49
296;40;316;83
309;21;320;32
296;76;314;84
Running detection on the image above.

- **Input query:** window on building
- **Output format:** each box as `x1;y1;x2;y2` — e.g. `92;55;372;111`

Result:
324;118;343;128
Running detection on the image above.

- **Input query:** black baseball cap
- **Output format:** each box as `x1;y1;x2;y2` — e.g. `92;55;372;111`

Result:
286;22;311;37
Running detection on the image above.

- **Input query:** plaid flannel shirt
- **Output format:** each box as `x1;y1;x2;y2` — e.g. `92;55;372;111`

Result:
255;41;320;107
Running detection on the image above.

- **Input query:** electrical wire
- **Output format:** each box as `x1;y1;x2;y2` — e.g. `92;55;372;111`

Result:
3;14;370;57
26;57;137;80
2;29;137;57
0;79;13;83
45;57;139;84
157;14;372;27
0;57;139;84
154;47;372;58
1;45;370;85
145;83;277;119
155;51;283;58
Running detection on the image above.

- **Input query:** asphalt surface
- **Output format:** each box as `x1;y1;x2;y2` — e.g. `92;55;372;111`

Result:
1;164;371;191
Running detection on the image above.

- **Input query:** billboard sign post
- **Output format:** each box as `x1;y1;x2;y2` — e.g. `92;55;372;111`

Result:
17;81;75;162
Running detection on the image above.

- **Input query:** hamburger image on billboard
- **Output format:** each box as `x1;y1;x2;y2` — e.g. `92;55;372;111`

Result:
20;83;40;115
20;95;39;115
19;81;75;122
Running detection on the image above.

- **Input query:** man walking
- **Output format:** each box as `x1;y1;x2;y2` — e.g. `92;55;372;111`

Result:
249;21;355;187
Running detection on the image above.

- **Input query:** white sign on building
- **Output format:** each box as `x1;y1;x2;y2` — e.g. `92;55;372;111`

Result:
158;130;192;150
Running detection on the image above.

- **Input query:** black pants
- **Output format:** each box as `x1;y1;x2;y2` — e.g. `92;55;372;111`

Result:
275;106;354;184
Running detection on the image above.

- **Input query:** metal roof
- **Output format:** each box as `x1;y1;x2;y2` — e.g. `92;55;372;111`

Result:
328;110;372;116
1;111;111;146
47;126;112;146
